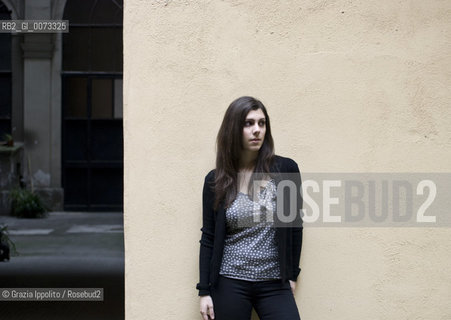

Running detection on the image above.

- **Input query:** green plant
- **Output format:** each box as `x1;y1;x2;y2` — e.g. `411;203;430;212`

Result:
2;133;13;146
0;224;18;257
9;187;48;218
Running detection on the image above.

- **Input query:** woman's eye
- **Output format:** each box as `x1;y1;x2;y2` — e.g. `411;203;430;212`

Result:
245;121;252;126
259;121;266;126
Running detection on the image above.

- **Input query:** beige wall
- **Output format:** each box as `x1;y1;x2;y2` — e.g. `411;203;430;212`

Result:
124;1;451;319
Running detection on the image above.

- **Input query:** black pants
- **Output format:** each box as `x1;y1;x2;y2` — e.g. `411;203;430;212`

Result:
210;275;301;320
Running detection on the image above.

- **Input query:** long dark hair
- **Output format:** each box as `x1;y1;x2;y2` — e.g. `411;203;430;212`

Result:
213;96;275;210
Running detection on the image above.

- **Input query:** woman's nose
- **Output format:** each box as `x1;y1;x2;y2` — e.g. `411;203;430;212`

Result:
253;125;260;135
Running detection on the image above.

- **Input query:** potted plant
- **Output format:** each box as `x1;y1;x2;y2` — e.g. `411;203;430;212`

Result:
2;133;14;147
9;187;48;218
0;224;18;261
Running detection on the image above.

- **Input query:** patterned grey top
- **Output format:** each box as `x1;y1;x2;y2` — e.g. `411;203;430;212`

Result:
219;178;281;281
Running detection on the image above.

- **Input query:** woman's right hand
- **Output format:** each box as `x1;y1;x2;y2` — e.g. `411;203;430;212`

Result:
200;295;215;320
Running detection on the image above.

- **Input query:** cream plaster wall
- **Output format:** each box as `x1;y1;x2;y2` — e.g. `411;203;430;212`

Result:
124;1;451;319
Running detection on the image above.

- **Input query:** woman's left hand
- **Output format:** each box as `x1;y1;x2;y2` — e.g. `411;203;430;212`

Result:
288;280;296;295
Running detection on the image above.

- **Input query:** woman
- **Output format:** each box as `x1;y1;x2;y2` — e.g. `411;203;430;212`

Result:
196;96;303;320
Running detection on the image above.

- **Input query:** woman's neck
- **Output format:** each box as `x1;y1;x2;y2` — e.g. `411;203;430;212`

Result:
239;150;258;171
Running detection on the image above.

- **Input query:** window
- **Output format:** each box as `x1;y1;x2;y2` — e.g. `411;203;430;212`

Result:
62;0;123;211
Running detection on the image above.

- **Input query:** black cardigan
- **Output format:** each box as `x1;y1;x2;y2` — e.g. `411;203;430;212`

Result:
196;155;303;296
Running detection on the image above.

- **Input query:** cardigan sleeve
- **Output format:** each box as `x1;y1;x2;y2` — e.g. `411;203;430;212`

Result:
196;170;216;296
288;159;303;281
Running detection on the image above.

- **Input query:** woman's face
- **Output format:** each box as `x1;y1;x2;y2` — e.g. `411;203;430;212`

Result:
242;108;266;152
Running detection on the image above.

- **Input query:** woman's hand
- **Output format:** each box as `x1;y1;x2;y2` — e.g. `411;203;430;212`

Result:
288;280;296;295
200;295;215;320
